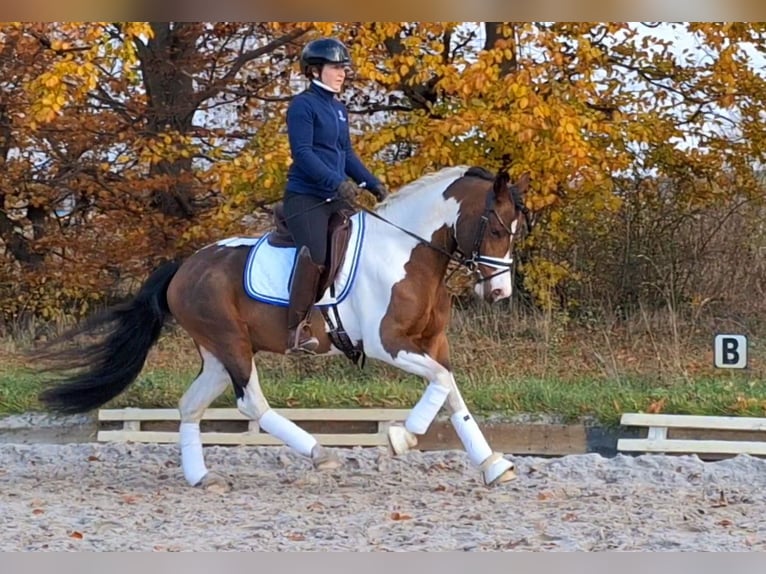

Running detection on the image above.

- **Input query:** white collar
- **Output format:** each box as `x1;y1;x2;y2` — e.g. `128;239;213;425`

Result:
311;79;340;94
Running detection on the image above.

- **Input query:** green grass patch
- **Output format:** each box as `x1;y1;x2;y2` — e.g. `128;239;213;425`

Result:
3;358;766;428
2;303;764;427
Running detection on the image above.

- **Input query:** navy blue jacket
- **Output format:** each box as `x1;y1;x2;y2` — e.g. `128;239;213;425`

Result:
285;81;381;199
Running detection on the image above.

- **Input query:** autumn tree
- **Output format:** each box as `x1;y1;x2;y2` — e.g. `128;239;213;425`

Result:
339;22;766;315
0;22;321;323
1;21;765;329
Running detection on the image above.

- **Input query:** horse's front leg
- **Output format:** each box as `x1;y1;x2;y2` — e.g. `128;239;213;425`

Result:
443;378;517;485
387;345;515;486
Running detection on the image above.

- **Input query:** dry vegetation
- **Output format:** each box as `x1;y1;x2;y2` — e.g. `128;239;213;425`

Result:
2;175;765;424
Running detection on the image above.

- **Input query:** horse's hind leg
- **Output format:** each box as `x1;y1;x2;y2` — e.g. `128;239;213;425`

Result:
233;353;341;471
178;346;232;491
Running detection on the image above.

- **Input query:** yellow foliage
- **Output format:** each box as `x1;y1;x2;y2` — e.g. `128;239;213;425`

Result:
3;21;766;319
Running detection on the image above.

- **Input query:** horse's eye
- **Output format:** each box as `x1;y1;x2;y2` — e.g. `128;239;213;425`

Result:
490;229;503;238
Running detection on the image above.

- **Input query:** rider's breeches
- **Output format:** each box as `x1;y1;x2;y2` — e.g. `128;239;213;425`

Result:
283;192;345;266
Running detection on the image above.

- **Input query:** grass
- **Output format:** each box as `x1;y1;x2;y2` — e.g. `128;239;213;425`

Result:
1;301;764;428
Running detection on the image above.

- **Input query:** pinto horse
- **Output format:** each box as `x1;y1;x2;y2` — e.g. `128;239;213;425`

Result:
33;164;529;490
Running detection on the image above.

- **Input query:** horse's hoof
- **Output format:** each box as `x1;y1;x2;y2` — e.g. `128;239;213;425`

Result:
387;424;418;455
311;445;342;471
196;471;232;494
480;453;517;486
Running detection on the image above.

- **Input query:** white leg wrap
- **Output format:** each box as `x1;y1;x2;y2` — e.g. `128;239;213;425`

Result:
180;422;208;486
405;382;450;435
450;409;493;467
258;409;317;457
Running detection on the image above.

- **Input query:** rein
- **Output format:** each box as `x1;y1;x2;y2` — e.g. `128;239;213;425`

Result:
354;185;522;284
272;175;526;284
266;194;471;269
358;204;470;269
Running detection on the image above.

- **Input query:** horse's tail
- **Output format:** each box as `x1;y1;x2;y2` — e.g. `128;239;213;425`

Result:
35;260;181;414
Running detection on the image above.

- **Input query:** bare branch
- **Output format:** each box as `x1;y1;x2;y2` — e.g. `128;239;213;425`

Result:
192;27;309;107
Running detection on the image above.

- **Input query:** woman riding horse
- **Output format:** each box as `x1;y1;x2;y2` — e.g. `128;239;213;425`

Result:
283;37;388;354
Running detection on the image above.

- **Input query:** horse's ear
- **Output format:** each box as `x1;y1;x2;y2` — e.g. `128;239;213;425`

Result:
511;172;531;210
493;167;511;197
516;171;531;192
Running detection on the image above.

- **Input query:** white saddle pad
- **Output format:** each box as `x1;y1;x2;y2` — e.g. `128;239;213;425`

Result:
241;211;366;307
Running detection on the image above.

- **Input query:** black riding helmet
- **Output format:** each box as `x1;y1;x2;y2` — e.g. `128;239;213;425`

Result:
300;38;351;76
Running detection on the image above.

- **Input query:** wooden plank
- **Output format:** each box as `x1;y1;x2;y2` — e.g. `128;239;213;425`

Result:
617;438;766;456
126;419;380;435
98;408;403;449
124;420;141;431
95;408;590;455
98;408;410;423
620;413;766;432
417;421;587;456
671;428;766;442
97;430;388;447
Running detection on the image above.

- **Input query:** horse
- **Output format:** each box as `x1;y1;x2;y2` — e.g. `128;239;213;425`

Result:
31;164;530;491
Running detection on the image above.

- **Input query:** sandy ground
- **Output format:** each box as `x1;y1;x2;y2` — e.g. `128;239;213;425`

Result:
1;441;766;551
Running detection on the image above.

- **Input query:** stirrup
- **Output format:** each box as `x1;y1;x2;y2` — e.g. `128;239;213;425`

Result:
288;337;319;354
287;322;319;354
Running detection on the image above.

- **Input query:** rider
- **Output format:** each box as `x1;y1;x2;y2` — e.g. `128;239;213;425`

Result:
283;37;389;354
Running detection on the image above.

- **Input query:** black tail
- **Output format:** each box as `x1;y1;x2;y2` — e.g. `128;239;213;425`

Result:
34;260;181;414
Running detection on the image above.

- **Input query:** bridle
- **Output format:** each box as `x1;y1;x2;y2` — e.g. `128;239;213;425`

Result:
460;184;522;284
357;180;527;284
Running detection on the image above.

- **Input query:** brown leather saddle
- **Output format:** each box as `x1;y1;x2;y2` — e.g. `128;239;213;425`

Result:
267;201;356;296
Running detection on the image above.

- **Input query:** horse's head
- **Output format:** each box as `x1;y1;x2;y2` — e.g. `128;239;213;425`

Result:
447;166;530;303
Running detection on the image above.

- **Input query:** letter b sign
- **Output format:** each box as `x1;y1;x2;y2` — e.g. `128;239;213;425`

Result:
714;334;748;369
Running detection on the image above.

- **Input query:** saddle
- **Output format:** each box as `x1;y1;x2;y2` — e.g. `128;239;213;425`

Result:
267;201;356;297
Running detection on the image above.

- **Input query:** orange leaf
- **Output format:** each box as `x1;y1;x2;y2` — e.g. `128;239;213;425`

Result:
646;398;667;414
32;509;44;515
390;512;412;521
287;533;305;541
69;531;83;539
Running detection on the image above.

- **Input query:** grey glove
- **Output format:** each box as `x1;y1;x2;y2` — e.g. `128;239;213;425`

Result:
337;180;361;202
370;184;389;202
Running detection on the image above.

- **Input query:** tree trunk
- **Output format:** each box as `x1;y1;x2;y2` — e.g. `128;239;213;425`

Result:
484;22;517;76
0;98;45;268
136;22;200;219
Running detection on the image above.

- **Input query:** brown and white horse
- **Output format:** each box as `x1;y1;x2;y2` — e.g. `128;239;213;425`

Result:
33;165;529;490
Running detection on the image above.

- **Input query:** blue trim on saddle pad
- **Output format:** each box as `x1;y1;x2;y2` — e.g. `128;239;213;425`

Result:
242;211;366;308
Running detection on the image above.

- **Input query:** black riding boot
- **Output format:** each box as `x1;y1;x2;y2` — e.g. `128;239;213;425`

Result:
286;246;325;354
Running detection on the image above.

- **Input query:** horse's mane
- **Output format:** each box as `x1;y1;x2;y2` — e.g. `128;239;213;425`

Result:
388;165;495;198
376;165;499;216
462;166;496;181
397;166;468;194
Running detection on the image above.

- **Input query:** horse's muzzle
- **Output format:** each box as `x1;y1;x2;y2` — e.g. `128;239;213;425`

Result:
474;281;512;303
